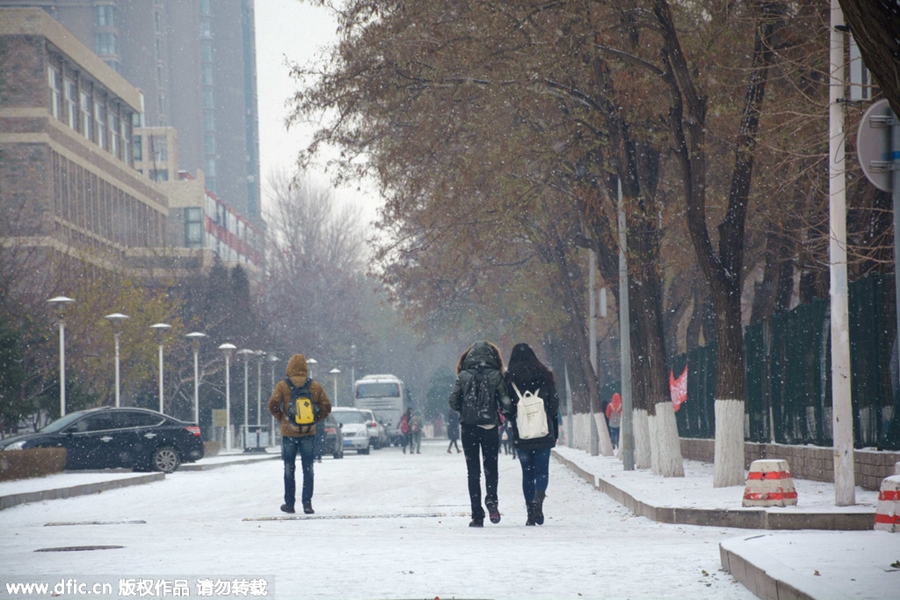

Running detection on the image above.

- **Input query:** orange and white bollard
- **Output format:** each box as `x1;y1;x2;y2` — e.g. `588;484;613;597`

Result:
874;475;900;533
742;459;798;507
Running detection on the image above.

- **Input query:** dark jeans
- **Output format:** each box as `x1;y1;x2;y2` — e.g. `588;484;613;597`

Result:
314;425;325;460
517;447;551;503
609;426;620;449
282;435;315;507
461;424;500;519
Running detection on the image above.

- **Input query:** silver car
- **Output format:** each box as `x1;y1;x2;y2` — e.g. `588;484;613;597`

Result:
358;408;389;449
330;408;371;455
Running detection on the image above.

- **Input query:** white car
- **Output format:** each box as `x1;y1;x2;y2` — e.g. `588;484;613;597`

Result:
358;408;389;449
329;408;371;455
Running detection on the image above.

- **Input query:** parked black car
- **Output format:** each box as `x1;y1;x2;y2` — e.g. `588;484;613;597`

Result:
0;407;204;473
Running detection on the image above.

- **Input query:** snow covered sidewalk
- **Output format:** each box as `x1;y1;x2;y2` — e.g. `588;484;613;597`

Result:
552;445;899;600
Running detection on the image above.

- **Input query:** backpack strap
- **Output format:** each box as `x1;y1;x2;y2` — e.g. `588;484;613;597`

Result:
511;382;523;401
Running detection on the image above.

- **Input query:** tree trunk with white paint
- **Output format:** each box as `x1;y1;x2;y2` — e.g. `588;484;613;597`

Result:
649;402;684;477
633;408;652;469
713;399;745;487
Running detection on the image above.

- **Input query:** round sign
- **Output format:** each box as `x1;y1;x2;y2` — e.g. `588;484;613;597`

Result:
856;98;893;193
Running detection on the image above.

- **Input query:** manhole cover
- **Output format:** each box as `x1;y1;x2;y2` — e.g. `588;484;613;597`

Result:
35;545;124;552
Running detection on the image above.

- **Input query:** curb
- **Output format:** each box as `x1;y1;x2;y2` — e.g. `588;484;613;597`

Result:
719;535;853;600
551;450;874;531
179;455;278;471
0;473;164;511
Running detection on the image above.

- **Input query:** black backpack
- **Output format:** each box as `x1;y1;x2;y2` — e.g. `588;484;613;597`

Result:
461;368;497;426
285;377;318;431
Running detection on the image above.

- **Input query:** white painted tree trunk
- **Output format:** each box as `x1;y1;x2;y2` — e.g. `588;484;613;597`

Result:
595;412;614;456
649;402;685;477
633;408;652;469
713;399;745;487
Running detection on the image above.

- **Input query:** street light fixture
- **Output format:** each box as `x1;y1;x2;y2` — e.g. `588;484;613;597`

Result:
219;343;236;451
104;313;130;407
150;323;171;414
268;353;280;448
236;348;254;448
307;357;317;379
185;332;207;423
47;296;75;416
329;368;341;407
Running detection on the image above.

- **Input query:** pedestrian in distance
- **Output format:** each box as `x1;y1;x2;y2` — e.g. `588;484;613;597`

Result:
267;354;332;515
505;342;559;526
448;340;512;527
399;407;412;453
446;408;461;453
606;392;622;450
410;413;423;454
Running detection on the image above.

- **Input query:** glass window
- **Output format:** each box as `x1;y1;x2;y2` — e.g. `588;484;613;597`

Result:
95;33;117;55
95;100;106;149
133;134;142;161
205;157;216;177
204;134;215;154
331;410;367;425
202;65;213;86
80;90;92;139
109;111;119;157
200;0;211;16
185;207;203;247
200;19;211;38
201;42;213;63
202;88;214;109
115;411;163;428
64;78;77;129
203;111;214;132
48;66;61;120
95;5;115;27
72;413;117;433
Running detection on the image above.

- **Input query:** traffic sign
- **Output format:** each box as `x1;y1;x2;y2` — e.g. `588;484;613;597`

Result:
856;99;895;192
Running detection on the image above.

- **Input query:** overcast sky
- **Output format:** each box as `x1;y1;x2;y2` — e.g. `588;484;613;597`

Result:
255;0;380;226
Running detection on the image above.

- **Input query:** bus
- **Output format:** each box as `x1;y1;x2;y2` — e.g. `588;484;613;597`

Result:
353;374;409;446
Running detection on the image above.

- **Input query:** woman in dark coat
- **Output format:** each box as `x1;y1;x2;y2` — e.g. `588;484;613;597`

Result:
504;343;559;526
447;408;461;453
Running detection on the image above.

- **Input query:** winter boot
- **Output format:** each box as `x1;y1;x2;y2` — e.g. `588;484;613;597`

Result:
533;490;545;525
486;500;501;524
525;502;535;526
303;501;314;515
280;504;295;514
469;517;484;527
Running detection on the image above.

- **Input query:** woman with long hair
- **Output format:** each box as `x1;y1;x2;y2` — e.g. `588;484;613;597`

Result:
447;340;511;527
504;343;559;525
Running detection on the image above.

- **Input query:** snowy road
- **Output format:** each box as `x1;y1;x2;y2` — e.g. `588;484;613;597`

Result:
1;440;758;599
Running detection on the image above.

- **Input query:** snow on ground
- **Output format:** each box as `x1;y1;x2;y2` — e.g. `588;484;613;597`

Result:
1;440;759;600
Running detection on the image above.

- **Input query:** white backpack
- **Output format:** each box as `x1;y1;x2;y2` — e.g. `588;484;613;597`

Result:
511;383;549;440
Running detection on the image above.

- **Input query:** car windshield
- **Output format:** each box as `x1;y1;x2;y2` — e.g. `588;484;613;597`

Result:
331;410;366;425
356;382;400;398
38;412;87;433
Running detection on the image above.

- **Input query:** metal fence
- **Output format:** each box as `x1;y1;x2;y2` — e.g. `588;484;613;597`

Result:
602;273;900;450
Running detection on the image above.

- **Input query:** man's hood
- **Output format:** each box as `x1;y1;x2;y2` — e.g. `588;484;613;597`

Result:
286;354;309;380
463;341;500;371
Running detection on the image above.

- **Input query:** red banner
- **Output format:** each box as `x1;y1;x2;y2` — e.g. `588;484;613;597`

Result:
670;365;688;412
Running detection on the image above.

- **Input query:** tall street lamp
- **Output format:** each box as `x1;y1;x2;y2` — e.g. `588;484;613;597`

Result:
186;332;207;423
237;348;254;448
350;344;357;388
104;313;130;407
219;343;236;451
268;353;280;448
329;368;341;407
307;357;317;379
47;296;74;417
150;323;171;414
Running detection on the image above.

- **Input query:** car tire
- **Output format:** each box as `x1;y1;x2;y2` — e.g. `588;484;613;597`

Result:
151;446;181;473
359;447;370;455
333;450;343;459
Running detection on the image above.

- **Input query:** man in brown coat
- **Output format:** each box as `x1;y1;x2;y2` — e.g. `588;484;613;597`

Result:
267;354;332;514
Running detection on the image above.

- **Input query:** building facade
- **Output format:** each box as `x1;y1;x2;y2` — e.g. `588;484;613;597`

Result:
0;0;262;228
0;8;167;265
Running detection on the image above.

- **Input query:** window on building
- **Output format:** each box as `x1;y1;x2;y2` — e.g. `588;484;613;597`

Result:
122;116;132;165
200;19;211;39
200;0;211;16
48;66;61;120
202;65;213;86
205;157;216;178
149;169;169;182
204;134;215;154
203;111;215;132
95;5;115;27
154;11;161;33
133;134;142;161
80;90;92;139
202;88;214;109
64;77;78;130
95;33;117;55
109;111;119;158
150;136;168;162
95;100;106;149
185;207;203;248
201;42;213;63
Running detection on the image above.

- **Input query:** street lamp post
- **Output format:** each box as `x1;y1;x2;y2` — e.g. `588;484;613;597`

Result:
186;332;207;423
237;349;254;448
307;357;317;379
47;296;74;417
268;353;280;448
150;323;171;414
219;343;236;451
104;313;130;407
350;344;357;389
329;368;341;407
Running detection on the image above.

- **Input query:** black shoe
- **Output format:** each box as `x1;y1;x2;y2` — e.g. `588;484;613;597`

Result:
486;501;501;524
525;503;536;526
469;518;484;527
303;502;314;515
533;490;545;525
280;504;295;514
